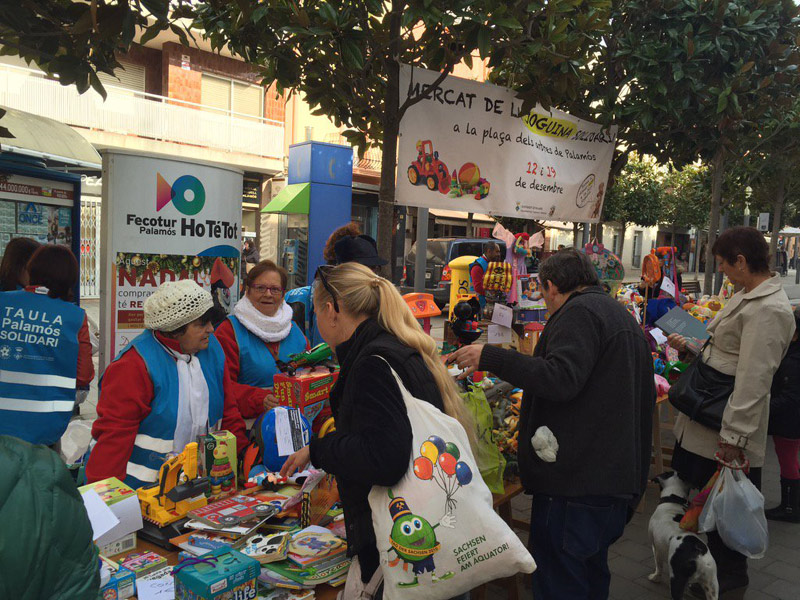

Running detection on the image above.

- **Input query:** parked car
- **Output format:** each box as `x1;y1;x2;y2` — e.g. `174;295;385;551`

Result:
400;238;507;308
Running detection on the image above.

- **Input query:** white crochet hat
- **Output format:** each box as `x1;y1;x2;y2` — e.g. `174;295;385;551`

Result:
144;279;213;332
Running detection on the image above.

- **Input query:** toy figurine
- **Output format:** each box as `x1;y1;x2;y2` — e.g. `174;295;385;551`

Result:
209;441;234;495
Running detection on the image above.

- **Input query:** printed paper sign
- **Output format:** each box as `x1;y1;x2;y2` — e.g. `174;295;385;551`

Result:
397;66;617;221
660;276;676;299
488;324;513;345
491;304;514;329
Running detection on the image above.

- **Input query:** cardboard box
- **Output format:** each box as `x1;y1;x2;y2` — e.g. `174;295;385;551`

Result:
99;556;136;600
198;430;237;497
78;477;143;549
99;532;137;558
273;367;338;424
174;547;260;600
119;551;168;580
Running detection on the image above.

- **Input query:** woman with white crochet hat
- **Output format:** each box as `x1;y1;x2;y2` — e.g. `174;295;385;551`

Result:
215;260;308;421
87;279;247;488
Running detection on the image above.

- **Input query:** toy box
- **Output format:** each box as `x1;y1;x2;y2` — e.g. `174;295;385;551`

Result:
99;556;136;600
78;477;143;551
99;532;137;558
119;551;168;580
198;430;237;497
273;367;338;424
174;547;260;600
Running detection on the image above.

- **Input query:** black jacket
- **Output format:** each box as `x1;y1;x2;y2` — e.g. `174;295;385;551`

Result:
309;319;444;556
480;286;655;501
768;339;800;439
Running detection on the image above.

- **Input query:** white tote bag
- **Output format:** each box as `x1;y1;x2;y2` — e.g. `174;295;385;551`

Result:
368;361;536;599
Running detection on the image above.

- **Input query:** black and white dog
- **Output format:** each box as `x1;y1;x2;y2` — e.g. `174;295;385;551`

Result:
648;472;718;600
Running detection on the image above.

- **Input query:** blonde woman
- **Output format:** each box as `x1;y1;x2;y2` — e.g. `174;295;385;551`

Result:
281;262;471;595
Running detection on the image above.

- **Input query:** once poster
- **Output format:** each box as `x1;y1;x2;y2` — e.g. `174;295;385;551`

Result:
101;151;243;364
397;66;617;222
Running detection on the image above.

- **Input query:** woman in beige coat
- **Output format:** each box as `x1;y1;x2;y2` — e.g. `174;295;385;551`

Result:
668;227;795;594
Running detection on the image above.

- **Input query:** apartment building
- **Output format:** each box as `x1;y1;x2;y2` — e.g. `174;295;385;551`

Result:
0;31;387;296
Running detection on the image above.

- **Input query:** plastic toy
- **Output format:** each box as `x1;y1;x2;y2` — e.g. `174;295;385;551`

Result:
208;441;234;496
276;343;335;376
138;442;210;527
407;140;490;199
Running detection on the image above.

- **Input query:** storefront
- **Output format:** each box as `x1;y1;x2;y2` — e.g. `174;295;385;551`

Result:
0;107;102;300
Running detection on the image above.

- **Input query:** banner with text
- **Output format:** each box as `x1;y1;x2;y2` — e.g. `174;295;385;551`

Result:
397;66;618;222
101;152;243;364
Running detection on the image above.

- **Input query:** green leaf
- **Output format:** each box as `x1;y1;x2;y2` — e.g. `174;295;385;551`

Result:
492;15;523;30
319;2;338;24
252;5;269;23
341;39;364;69
88;71;107;101
477;26;490;58
717;90;729;113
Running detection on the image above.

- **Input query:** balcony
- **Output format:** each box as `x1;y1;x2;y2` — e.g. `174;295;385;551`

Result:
0;64;284;163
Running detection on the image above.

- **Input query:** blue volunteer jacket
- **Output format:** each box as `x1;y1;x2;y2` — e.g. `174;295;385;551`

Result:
109;330;226;488
0;290;85;446
227;315;307;388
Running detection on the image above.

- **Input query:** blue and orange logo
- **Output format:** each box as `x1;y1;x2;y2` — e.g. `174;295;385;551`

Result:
157;173;206;215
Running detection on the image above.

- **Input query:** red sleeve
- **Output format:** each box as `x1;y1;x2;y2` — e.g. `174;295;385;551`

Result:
86;349;153;483
222;363;250;455
215;320;266;420
471;264;486;296
76;316;94;387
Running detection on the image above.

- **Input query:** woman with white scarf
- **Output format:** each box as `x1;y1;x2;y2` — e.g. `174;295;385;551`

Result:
87;280;247;488
216;260;309;421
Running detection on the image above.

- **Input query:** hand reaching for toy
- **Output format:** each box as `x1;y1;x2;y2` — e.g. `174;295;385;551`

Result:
447;344;485;380
264;392;280;411
667;334;687;353
280;445;310;478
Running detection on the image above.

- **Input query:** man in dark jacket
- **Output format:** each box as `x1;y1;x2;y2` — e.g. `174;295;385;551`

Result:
0;435;99;599
450;249;655;600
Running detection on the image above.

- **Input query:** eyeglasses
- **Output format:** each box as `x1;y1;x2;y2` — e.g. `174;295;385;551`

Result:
250;284;284;296
315;265;340;313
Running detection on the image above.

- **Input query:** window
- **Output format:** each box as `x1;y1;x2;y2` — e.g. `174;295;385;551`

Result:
201;74;263;119
632;231;643;268
96;60;146;93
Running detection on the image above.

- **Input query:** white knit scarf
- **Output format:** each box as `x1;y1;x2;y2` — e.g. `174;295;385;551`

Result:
233;295;293;343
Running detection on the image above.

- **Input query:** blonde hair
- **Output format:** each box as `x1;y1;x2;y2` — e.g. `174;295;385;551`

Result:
315;262;474;443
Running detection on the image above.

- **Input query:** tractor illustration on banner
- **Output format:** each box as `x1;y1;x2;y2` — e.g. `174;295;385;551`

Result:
407;140;490;200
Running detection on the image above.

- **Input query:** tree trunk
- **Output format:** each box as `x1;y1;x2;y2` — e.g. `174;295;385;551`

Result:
596;221;604;243
618;222;627;262
466;212;474;237
769;165;788;271
375;6;403;277
572;222;580;248
704;147;725;294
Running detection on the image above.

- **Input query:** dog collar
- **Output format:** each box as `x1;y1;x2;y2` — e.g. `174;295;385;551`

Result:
658;494;689;508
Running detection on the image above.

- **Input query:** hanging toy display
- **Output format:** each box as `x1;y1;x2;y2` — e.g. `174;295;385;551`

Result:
579;239;625;296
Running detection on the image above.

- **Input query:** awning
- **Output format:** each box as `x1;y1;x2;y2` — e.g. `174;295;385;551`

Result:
429;209;495;227
779;227;800;236
261;183;310;214
0;106;101;168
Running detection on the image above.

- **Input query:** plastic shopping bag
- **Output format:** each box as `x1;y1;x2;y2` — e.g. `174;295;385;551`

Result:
698;467;768;558
369;360;535;599
461;384;506;495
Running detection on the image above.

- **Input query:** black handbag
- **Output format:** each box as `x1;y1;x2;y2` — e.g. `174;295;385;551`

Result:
668;355;735;431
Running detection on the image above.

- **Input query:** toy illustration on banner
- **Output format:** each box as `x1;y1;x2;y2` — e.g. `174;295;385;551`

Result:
407;140;490;199
413;435;474;514
385;490;455;588
208;441;234;496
